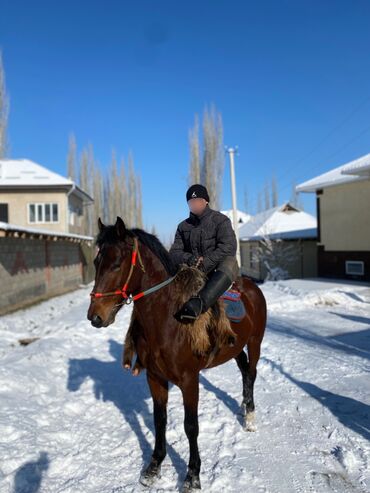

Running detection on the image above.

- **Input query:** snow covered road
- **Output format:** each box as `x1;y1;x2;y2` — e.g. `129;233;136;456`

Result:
0;280;369;493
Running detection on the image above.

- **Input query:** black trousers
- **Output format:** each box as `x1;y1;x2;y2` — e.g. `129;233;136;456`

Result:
205;255;239;283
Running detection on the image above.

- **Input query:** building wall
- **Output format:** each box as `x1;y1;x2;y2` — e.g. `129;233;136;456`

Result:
0;189;68;232
318;247;370;282
0;236;94;314
67;193;87;236
240;239;317;281
318;179;370;251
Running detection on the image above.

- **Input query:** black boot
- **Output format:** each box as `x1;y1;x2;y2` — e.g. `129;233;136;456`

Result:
174;270;232;323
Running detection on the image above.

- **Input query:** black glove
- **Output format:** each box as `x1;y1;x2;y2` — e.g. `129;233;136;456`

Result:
186;255;199;267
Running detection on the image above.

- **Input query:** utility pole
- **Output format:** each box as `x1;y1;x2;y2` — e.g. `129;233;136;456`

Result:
226;146;241;267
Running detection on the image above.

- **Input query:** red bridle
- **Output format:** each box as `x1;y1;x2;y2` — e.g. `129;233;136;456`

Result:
89;237;146;302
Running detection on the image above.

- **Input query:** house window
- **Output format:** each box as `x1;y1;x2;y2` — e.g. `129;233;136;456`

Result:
0;203;9;222
28;203;59;224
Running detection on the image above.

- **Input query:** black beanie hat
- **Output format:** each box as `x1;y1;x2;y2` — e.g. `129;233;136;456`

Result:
186;184;210;202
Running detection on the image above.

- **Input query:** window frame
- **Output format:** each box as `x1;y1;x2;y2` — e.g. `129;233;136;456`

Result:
27;202;59;224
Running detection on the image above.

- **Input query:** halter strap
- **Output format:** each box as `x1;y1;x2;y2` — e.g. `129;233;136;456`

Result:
89;236;175;303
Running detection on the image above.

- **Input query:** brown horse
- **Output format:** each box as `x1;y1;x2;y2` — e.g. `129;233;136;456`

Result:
87;217;267;492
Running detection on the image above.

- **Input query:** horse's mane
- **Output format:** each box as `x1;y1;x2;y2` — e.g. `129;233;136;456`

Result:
95;225;178;276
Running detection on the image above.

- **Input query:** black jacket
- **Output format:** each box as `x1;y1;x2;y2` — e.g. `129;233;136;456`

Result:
169;204;237;273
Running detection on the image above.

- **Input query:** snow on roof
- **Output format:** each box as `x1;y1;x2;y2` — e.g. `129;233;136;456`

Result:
220;209;252;226
0;158;93;202
0;220;94;242
0;158;73;186
238;202;317;241
296;153;370;193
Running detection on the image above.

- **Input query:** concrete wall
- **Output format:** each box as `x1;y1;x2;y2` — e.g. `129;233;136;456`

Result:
0;236;93;314
318;179;370;251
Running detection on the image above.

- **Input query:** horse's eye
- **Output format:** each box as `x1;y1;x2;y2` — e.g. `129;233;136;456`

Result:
112;261;121;271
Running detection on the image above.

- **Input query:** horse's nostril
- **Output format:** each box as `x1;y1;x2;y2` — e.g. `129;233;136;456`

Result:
91;314;103;328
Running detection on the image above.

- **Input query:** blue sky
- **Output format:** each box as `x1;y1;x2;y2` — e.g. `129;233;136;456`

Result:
1;0;370;241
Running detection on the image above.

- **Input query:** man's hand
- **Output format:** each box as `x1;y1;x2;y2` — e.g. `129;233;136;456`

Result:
195;256;204;268
186;255;204;269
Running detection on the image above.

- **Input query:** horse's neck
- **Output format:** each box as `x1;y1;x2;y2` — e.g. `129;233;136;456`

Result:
133;243;171;295
131;244;175;333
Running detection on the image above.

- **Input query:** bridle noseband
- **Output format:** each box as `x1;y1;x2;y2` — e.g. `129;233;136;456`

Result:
89;236;175;305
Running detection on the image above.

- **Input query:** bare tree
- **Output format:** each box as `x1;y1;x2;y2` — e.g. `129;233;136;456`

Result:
119;157;128;223
264;180;270;210
79;148;88;191
136;173;143;228
0;50;9;158
257;190;263;213
188;104;224;210
66;133;77;181
252;222;301;281
66;137;144;233
290;181;304;210
188;115;200;185
92;160;104;235
244;184;249;214
271;175;278;207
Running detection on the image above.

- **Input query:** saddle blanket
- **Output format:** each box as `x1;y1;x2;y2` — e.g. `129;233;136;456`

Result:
220;288;246;323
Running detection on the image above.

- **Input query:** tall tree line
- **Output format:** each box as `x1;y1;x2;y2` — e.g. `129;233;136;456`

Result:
66;134;143;236
253;175;303;214
188;104;224;211
0;50;9;158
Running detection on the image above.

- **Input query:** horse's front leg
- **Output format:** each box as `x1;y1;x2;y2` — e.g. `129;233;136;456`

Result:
139;372;168;487
180;373;201;492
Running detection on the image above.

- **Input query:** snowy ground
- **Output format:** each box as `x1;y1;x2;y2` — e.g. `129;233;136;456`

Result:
0;278;369;493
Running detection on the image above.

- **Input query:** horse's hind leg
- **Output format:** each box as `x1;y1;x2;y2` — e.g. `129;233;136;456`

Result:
235;338;260;431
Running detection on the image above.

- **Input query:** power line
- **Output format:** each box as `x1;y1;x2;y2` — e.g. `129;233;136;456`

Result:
277;120;370;198
247;95;370;210
274;94;370;187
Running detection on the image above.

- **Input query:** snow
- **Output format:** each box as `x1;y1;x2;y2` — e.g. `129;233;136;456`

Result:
0;158;93;202
220;209;252;227
0;220;94;241
0;279;369;492
0;159;74;186
296;153;370;193
238;202;317;241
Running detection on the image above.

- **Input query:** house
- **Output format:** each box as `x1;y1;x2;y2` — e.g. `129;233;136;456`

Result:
220;209;252;227
238;202;317;281
0;158;93;236
296;153;370;282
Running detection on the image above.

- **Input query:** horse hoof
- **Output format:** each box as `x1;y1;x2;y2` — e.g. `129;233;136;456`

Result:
139;461;161;487
181;471;201;492
243;411;257;432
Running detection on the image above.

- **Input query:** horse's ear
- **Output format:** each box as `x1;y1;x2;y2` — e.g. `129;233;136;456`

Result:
98;217;105;232
115;216;126;239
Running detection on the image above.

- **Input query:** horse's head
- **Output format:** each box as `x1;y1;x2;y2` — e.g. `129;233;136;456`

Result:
87;216;139;328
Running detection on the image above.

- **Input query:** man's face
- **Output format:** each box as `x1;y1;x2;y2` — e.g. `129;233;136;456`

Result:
187;197;208;215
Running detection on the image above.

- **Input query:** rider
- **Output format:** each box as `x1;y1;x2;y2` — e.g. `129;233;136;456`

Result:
170;184;239;322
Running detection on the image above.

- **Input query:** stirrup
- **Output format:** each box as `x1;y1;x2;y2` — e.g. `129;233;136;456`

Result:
175;296;203;322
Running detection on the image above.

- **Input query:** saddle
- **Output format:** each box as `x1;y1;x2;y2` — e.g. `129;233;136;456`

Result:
220;283;246;323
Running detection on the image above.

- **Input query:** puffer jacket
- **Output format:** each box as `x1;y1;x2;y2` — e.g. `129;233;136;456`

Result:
169;204;237;273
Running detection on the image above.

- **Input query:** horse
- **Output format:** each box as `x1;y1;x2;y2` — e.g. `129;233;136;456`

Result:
87;217;267;492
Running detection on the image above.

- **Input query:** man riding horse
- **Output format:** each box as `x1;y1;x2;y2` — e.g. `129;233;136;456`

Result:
122;183;239;373
171;183;239;322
